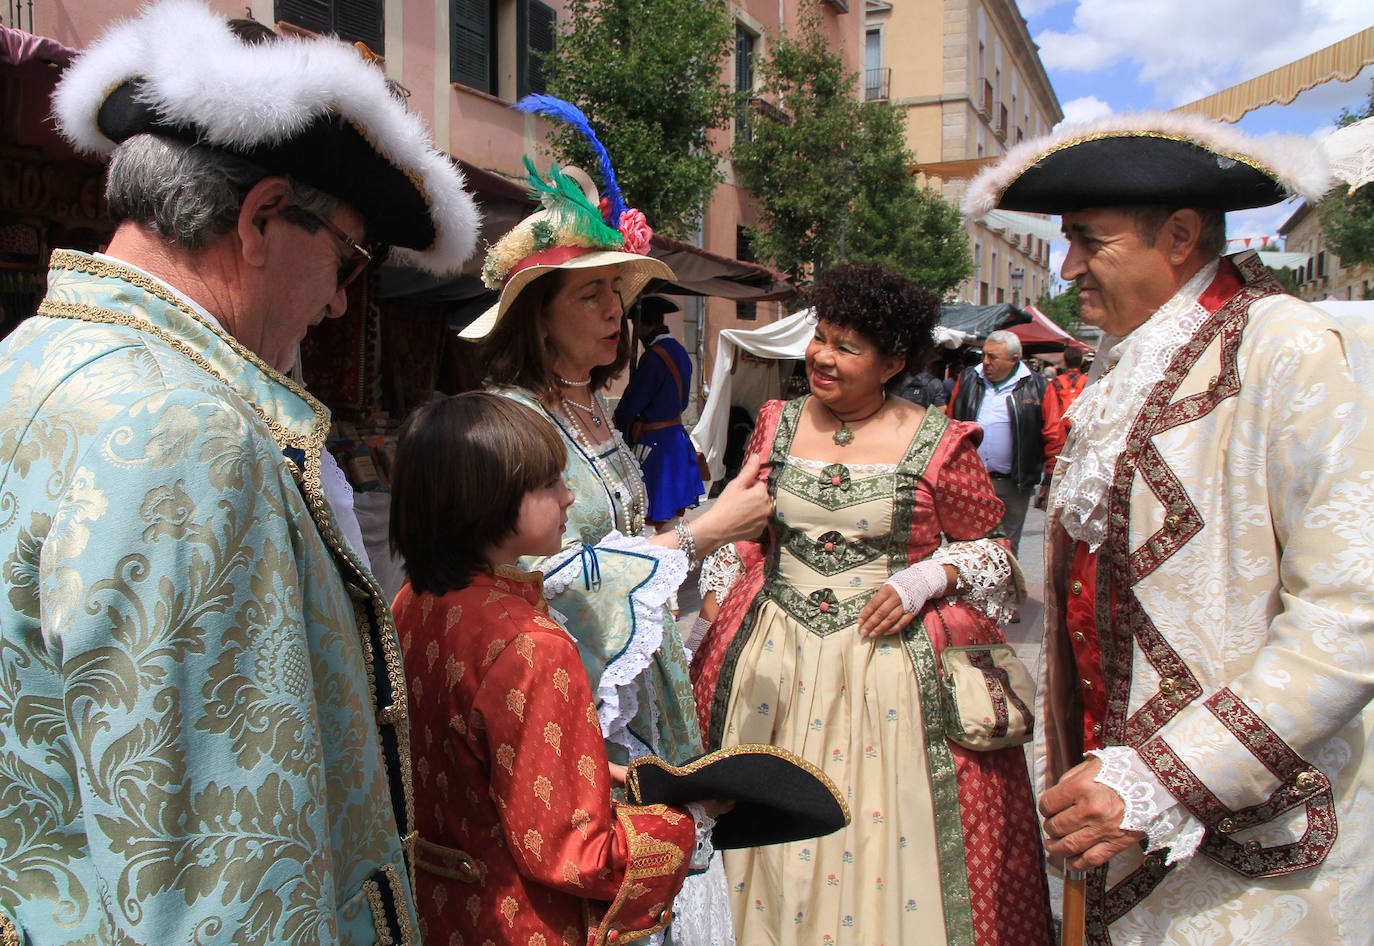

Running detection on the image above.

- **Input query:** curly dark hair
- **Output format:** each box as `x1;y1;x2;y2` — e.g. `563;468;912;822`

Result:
809;263;941;374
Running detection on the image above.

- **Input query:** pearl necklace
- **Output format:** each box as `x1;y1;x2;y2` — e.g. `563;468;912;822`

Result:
556;394;647;536
562;392;603;427
556;374;591;387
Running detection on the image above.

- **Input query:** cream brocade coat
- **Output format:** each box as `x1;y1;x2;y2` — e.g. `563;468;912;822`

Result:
1038;255;1374;945
0;252;417;944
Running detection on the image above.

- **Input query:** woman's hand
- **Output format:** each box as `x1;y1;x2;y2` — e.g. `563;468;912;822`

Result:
607;763;628;787
691;454;772;554
858;561;956;638
698;798;736;820
858;584;918;638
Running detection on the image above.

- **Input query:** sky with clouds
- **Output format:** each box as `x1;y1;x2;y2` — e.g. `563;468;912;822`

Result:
1014;0;1374;287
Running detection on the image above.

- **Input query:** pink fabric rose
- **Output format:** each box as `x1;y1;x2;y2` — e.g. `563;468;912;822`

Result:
618;207;652;256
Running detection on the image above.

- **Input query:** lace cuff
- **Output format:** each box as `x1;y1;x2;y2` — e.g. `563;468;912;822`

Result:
698;542;742;602
684;802;717;873
928;538;1022;624
1089;746;1206;866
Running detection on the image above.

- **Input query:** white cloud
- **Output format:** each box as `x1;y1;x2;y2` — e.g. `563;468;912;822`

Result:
1057;96;1115;126
1035;2;1374;108
1228;201;1304;249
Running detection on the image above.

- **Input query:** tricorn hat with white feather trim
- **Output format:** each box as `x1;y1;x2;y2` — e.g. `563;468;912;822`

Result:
51;0;480;275
962;111;1332;220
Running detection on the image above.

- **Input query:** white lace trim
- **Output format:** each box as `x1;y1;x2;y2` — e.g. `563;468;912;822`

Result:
1052;260;1218;551
928;538;1022;625
684;802;717;872
789;455;899;475
698;543;742;602
540;530;689;760
664;851;736;946
1089;746;1206;866
318;448;372;570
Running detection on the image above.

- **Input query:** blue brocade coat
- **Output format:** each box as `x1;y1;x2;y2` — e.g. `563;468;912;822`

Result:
0;252;417;945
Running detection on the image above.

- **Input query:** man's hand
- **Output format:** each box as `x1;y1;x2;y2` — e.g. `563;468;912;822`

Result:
1039;757;1146;870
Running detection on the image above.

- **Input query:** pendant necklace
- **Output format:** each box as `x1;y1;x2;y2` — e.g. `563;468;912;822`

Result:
822;393;886;446
558;397;646;534
562;393;603;427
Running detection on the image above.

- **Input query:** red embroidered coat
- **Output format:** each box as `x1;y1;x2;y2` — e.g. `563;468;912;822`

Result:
394;568;697;946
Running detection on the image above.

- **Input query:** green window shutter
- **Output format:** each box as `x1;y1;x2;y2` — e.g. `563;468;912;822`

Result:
452;0;493;93
518;0;556;98
335;0;384;53
276;0;333;35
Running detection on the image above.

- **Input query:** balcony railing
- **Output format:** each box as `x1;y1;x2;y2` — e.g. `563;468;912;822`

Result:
864;68;891;102
995;104;1008;141
6;0;34;31
735;95;792;143
980;79;993;118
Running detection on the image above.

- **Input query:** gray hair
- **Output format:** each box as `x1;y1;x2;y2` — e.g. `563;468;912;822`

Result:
106;134;341;250
984;329;1022;360
1126;205;1228;259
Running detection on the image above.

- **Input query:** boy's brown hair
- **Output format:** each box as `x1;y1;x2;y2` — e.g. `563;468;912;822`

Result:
389;392;567;595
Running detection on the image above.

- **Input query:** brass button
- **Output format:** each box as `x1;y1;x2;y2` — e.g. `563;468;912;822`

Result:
1207;374;1219;392
1294;770;1319;791
1071;579;1084;595
1159;677;1177;695
1081;678;1094;691
1072;631;1086;643
1217;817;1236;834
1164;514;1182;533
1143;853;1163;870
1242;839;1262;855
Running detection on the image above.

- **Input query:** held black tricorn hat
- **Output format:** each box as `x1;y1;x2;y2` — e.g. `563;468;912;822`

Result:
962;111;1332;219
626;745;850;849
51;0;480;274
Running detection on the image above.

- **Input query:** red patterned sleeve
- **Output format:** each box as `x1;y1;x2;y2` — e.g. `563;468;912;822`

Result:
932;420;1007;541
472;619;694;939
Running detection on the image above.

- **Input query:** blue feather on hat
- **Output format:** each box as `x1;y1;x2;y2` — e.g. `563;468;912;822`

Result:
514;94;628;227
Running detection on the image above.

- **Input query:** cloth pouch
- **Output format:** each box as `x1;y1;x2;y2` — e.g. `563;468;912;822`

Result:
934;608;1036;751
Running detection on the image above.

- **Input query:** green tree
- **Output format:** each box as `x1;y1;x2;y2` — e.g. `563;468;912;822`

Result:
544;0;734;238
846;103;973;296
1318;79;1374;266
1259;242;1299;294
733;2;971;293
1036;284;1080;332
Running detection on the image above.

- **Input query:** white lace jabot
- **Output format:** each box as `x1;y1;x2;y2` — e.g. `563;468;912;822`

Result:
1051;259;1219;550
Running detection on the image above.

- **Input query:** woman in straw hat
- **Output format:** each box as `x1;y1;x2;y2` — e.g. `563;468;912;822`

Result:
459;97;771;944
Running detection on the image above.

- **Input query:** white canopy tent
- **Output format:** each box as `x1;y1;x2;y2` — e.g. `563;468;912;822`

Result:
1314;298;1374;349
691;309;972;480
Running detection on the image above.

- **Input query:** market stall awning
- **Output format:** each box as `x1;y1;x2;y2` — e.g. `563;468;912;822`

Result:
649;235;796;302
1174;26;1374;124
1011;305;1092;354
939;302;1030;338
982;208;1063;243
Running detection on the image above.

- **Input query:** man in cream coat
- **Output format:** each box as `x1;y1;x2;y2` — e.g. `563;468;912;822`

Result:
963;114;1374;944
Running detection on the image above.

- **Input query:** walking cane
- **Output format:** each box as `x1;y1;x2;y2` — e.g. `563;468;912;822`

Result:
1061;869;1086;946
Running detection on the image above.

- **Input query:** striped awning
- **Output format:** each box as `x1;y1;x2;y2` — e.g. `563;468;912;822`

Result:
1174;26;1374;124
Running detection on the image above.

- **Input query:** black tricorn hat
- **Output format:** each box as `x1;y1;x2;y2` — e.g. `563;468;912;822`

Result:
962;111;1332;219
626;745;850;849
52;0;480;274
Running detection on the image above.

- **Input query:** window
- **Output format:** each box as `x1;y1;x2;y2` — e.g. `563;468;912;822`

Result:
735;24;757;141
451;0;554;97
736;227;757;321
277;0;383;53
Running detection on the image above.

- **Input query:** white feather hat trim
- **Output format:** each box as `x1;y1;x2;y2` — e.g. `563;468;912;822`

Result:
962;110;1332;220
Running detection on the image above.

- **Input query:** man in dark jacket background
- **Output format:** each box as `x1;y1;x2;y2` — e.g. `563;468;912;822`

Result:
948;329;1047;557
